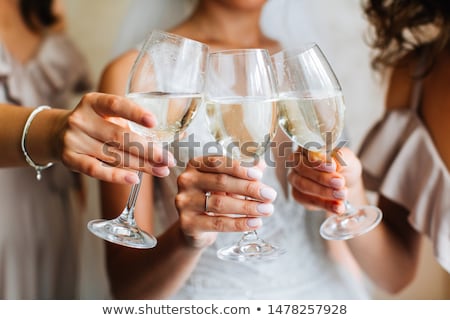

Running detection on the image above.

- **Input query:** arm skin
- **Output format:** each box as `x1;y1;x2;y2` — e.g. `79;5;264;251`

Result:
0;92;174;184
289;63;422;294
98;53;415;297
99;47;422;297
290;147;420;294
99;51;207;299
345;63;422;293
101;154;273;299
99;51;277;299
98;0;284;299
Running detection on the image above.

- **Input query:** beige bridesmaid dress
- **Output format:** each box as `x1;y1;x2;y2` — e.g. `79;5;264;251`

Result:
0;33;91;299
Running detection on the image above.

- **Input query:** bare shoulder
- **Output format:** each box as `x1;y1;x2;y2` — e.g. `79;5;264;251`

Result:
421;50;450;170
262;37;282;55
385;55;417;111
102;50;139;81
99;49;139;95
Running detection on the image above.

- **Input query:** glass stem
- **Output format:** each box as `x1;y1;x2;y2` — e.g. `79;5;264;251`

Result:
336;200;356;221
118;171;144;227
239;230;259;245
240;195;261;243
344;200;356;214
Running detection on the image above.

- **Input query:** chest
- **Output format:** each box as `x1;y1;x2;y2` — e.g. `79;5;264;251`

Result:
0;28;42;65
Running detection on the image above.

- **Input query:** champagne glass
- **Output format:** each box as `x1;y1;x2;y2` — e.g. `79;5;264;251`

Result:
88;30;209;248
272;43;382;240
205;48;284;261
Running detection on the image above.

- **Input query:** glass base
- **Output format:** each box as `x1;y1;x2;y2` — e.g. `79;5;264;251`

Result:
217;232;285;262
320;205;382;240
87;218;157;249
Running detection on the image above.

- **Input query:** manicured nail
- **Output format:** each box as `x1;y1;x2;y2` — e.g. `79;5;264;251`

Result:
260;187;277;201
333;190;347;200
166;152;177;167
330;178;345;189
247;218;262;228
125;173;140;184
142;114;157;127
153;166;170;177
247;167;263;180
256;203;274;215
318;161;336;172
333;203;346;214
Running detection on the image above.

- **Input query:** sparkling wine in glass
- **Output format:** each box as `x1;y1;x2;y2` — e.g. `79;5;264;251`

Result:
272;43;382;240
205;48;285;261
87;30;208;248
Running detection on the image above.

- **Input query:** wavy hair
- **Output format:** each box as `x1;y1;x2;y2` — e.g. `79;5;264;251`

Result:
363;0;450;75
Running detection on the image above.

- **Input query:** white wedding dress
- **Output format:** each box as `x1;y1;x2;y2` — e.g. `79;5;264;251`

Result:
153;106;370;299
114;0;375;300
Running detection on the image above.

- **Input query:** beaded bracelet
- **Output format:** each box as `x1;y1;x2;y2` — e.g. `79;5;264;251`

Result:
20;106;54;181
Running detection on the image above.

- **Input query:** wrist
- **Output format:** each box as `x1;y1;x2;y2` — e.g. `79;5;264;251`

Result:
347;178;368;206
177;224;215;251
26;107;67;165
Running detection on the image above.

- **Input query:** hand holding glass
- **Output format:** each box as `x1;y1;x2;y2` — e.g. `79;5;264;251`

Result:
205;49;284;261
272;43;382;240
87;30;208;248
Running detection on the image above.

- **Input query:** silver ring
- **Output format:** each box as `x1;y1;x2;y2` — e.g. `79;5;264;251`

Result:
204;191;211;212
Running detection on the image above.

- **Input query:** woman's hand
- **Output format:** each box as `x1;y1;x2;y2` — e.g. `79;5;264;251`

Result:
175;156;277;249
54;92;175;184
288;147;362;214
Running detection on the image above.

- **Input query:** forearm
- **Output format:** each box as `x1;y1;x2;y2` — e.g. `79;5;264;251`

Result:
291;148;420;292
346;225;418;293
345;182;421;293
107;221;205;299
0;104;65;167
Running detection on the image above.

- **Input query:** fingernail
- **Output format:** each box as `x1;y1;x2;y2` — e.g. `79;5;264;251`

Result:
333;190;346;200
330;178;345;189
247;167;263;180
166;153;177;167
318;161;336;172
333;203;346;214
256;203;274;215
247;218;262;228
153;166;170;177
125;173;140;184
142;114;156;127
260;187;277;201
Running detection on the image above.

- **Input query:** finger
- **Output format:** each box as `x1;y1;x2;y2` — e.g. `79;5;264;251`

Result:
292;163;345;189
187;156;263;180
62;131;171;177
293;149;337;173
82;92;157;127
181;212;263;233
208;194;274;216
291;188;345;214
67;111;176;168
100;142;172;175
303;204;323;212
63;151;141;184
182;191;274;216
65;151;170;181
288;172;347;201
177;171;277;202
